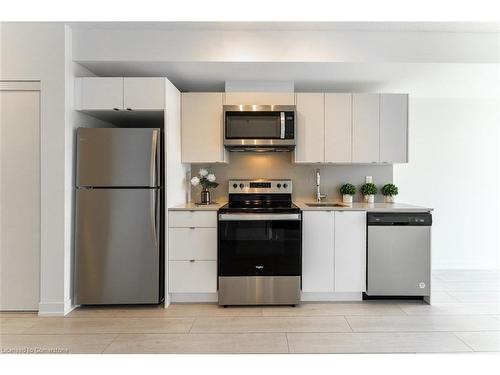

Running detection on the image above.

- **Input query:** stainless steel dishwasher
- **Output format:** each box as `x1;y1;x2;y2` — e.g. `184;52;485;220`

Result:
365;212;432;303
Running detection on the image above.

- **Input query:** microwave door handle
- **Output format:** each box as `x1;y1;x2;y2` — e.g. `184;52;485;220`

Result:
280;112;285;139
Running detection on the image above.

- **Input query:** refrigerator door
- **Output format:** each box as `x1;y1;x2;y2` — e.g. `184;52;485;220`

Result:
76;128;160;187
74;188;160;304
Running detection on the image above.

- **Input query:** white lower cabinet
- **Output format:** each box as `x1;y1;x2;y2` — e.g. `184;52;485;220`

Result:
302;210;367;295
302;211;335;292
334;211;367;292
168;211;218;296
169;261;217;293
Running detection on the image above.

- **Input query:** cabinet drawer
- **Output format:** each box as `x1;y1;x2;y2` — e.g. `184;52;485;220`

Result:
168;211;217;228
168;228;217;260
169;261;217;293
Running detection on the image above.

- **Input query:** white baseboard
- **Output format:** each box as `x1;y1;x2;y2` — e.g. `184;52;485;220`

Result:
169;293;218;303
168;292;361;304
38;299;74;316
300;292;362;302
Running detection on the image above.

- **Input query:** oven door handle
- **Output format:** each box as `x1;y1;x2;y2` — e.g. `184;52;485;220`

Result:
218;213;301;221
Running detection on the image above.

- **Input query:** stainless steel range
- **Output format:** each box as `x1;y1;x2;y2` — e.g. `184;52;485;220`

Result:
218;179;302;306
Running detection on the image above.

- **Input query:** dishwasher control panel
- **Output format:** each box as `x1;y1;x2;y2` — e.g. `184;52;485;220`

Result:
367;213;432;226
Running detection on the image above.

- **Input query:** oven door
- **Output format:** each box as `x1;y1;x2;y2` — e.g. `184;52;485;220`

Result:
218;213;302;277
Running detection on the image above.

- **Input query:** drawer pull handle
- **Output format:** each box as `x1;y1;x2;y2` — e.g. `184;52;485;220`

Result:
189;259;195;263
189;227;196;229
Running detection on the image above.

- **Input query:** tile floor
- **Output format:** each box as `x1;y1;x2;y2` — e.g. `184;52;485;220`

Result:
1;270;499;354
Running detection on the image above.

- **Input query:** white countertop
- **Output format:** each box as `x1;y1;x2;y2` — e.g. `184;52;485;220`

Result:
294;200;433;212
169;201;226;211
169;200;432;212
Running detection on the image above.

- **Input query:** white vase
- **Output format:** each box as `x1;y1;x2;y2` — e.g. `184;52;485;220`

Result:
384;195;395;203
342;194;353;204
364;194;375;203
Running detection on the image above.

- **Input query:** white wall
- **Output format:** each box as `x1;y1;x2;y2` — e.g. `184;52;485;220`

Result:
1;23;113;315
1;23;68;314
380;66;500;269
73;28;499;64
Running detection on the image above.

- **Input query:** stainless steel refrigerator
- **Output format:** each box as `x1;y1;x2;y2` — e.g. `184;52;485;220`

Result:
74;128;163;305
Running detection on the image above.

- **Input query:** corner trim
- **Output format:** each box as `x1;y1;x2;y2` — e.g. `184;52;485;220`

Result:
38;299;74;316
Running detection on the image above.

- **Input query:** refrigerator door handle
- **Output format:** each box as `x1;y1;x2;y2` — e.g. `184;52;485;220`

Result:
150;189;159;252
150;130;159;187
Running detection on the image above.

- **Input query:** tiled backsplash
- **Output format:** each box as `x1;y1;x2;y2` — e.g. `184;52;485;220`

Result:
191;153;393;202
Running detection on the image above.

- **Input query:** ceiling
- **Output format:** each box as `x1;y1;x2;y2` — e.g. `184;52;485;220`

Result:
77;61;499;94
68;22;500;33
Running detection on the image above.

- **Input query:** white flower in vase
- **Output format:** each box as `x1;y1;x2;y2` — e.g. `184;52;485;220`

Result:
199;168;208;177
207;174;216;182
190;176;200;186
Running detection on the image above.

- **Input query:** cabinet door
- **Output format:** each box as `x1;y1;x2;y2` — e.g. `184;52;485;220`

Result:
80;77;123;110
0;89;40;310
334;211;366;292
295;93;325;163
224;92;295;105
380;94;408;163
352;94;380;163
325;93;352;163
302;211;335;292
181;93;225;163
123;78;165;110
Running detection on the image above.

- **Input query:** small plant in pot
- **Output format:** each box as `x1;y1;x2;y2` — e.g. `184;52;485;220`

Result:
381;183;399;203
339;183;356;204
190;168;219;205
361;183;377;204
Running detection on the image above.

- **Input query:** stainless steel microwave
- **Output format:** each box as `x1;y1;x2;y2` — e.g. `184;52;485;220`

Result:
223;105;296;151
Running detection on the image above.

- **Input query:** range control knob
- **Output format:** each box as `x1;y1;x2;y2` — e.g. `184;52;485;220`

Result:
232;183;238;189
283;183;288;189
239;183;244;189
276;183;282;188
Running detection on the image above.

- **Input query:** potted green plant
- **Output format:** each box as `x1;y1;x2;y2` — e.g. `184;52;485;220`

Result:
361;183;377;203
381;183;399;203
339;183;356;204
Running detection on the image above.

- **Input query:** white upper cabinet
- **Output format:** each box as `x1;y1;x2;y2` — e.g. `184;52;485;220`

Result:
352;93;380;163
224;92;295;105
123;78;165;110
325;93;352;163
77;77;123;110
380;94;408;163
295;93;325;163
181;92;226;163
302;211;335;293
334;211;367;292
75;77;165;111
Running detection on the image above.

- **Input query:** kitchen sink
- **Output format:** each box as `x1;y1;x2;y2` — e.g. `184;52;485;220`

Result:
305;202;349;207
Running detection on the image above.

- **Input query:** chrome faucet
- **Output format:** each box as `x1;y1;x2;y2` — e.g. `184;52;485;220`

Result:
315;168;327;202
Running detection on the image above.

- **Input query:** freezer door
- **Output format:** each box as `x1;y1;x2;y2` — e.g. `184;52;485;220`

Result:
76;128;160;187
74;188;160;304
367;226;431;296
